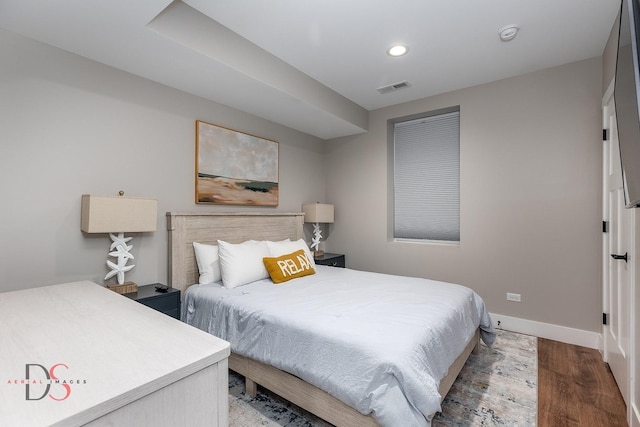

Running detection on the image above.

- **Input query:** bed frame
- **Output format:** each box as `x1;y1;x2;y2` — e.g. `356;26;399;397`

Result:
166;212;480;427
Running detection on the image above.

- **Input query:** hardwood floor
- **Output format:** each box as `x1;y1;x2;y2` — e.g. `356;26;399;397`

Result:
538;338;627;426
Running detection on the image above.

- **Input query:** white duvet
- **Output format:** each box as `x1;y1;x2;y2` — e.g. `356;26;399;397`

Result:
183;266;495;427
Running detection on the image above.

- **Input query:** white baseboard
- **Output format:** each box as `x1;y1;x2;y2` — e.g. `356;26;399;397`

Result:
632;403;640;427
490;312;602;350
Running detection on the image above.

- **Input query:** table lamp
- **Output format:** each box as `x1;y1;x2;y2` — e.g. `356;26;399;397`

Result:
81;192;157;293
302;202;334;258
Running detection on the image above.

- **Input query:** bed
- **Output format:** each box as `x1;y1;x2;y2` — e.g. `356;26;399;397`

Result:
167;212;494;427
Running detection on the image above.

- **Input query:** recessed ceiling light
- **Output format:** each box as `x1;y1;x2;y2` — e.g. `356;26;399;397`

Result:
387;45;408;57
499;25;519;42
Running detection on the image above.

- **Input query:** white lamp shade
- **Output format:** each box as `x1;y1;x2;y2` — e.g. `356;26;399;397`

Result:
81;194;158;233
302;203;334;223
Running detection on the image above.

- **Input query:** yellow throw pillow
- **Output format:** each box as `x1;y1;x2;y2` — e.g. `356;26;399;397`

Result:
263;249;315;284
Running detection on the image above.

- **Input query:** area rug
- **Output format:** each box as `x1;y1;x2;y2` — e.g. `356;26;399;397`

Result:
228;329;537;426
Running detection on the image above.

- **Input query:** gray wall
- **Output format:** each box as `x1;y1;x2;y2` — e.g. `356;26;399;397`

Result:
0;29;327;292
602;8;620;92
0;27;606;335
325;57;603;333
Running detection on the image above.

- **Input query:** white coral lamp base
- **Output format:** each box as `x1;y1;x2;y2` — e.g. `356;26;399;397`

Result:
310;223;324;257
104;232;135;284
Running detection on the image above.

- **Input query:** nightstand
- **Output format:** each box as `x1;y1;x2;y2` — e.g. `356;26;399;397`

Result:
124;284;181;319
314;253;346;268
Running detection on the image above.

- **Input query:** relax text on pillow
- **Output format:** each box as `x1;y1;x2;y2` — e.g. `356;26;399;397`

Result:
263;249;315;284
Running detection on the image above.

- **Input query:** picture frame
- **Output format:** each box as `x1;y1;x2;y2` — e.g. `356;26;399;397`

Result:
195;120;279;206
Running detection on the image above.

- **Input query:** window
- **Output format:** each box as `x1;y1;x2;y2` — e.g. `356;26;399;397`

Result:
392;107;460;242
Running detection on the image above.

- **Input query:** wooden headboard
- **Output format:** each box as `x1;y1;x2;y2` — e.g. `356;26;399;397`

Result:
166;212;304;295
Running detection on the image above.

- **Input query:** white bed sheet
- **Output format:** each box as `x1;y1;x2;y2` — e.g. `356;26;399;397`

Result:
183;266;495;427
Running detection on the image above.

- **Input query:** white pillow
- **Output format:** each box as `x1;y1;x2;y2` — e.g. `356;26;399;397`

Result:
217;239;271;289
268;238;291;244
192;242;221;284
267;238;315;267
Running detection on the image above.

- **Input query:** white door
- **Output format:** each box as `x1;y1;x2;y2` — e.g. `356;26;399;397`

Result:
603;90;631;407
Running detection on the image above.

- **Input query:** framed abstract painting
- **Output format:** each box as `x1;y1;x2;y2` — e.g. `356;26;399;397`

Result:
195;120;279;206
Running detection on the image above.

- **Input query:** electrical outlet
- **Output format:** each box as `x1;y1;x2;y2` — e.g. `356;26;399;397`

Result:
506;292;521;302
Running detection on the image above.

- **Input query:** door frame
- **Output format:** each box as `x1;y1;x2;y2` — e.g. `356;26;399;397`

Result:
603;79;639;426
602;82;612;363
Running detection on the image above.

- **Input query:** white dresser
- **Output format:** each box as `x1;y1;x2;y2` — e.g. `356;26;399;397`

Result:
0;281;230;427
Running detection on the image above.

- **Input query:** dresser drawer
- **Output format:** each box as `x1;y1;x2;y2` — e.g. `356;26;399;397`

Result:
162;308;180;320
124;284;181;319
141;293;179;312
314;253;345;268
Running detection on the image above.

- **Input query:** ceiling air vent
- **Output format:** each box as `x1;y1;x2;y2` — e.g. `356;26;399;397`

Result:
377;80;411;94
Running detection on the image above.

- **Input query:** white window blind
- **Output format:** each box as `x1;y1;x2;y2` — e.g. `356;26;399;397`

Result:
393;110;460;241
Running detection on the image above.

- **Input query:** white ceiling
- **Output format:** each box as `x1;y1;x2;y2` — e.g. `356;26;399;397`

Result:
0;0;620;140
